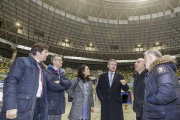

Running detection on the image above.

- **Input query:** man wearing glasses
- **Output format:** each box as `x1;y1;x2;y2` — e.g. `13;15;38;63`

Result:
47;55;71;120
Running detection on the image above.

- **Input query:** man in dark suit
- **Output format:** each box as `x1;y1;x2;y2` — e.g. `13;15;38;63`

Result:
96;59;129;120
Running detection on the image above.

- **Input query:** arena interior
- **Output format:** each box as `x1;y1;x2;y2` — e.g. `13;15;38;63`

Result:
1;0;180;120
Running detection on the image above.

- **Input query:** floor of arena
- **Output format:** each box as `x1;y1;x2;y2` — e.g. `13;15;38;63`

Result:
0;89;136;120
62;102;135;120
62;93;136;120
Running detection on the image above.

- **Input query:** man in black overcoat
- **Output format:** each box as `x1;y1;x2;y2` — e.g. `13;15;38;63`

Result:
133;58;147;120
96;59;129;120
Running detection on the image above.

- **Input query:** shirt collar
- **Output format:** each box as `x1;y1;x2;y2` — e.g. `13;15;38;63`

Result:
108;71;115;74
53;66;58;70
34;58;39;63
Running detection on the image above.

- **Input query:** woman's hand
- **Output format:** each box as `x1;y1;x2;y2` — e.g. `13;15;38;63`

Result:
91;107;94;113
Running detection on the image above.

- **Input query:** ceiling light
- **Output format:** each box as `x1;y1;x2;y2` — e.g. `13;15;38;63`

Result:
156;42;159;45
65;39;68;42
153;42;162;47
87;43;94;47
135;44;143;48
104;0;148;3
16;23;20;26
62;39;70;43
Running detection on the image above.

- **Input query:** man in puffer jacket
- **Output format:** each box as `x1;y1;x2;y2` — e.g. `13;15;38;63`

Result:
143;49;180;120
47;55;71;120
0;43;49;120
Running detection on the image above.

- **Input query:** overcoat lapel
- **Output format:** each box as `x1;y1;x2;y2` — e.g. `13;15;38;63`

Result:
78;79;84;92
111;73;118;88
105;73;110;86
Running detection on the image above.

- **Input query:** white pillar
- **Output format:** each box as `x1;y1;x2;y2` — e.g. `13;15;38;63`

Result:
10;49;17;62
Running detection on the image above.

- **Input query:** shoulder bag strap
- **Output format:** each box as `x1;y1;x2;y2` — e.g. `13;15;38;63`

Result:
72;78;79;92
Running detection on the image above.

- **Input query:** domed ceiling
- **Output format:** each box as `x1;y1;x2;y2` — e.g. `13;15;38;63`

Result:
0;0;180;60
43;0;178;20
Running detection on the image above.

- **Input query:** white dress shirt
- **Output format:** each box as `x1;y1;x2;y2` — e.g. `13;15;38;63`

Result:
108;72;115;82
35;58;42;98
53;66;58;70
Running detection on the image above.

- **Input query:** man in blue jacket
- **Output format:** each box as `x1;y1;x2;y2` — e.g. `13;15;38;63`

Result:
143;49;180;120
0;43;49;120
47;55;71;120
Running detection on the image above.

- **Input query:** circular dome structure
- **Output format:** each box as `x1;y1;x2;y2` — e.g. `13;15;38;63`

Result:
0;0;180;60
44;0;178;20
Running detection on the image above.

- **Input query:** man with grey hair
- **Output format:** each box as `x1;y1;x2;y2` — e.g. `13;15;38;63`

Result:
143;49;180;120
96;59;129;120
133;58;147;120
47;55;71;120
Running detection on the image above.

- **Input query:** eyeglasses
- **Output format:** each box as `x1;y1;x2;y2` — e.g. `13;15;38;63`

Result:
55;59;63;61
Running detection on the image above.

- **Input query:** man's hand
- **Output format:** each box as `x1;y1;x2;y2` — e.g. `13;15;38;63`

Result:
6;109;17;119
120;80;126;85
54;81;60;84
91;107;94;113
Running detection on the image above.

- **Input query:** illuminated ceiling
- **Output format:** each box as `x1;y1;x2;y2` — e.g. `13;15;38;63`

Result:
0;0;180;60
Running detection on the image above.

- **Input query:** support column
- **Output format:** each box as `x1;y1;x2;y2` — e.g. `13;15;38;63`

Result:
10;49;17;62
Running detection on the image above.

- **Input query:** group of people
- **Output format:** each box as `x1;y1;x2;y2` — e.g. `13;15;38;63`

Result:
0;43;94;120
0;42;180;120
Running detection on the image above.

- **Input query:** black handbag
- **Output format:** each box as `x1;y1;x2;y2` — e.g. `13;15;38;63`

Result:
68;78;79;102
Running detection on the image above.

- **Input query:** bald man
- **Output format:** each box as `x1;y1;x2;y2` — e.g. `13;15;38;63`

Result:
133;58;148;120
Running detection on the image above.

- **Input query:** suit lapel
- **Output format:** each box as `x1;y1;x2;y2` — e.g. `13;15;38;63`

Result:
111;73;118;88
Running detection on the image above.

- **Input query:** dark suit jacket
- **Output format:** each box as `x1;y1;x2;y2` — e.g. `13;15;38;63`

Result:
96;72;129;120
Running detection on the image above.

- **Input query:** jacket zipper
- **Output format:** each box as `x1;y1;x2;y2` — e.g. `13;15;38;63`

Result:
58;74;60;112
29;67;40;118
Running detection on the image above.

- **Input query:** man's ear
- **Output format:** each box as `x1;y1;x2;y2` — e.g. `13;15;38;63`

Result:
107;65;109;69
36;51;40;55
149;55;156;63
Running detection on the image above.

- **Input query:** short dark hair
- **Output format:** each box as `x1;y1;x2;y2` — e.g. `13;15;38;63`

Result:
77;65;90;83
30;43;49;55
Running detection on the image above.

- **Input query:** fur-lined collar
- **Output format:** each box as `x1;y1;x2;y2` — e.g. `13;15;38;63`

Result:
29;53;48;70
148;55;176;73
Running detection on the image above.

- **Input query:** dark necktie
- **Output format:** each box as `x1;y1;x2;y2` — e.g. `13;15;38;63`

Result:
37;62;43;97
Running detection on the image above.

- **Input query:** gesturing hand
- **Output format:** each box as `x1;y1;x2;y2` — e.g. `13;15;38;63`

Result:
6;109;18;119
120;80;126;85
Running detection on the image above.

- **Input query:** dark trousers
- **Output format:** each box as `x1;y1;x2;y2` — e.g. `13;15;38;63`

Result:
136;117;142;120
122;95;128;103
48;115;61;120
